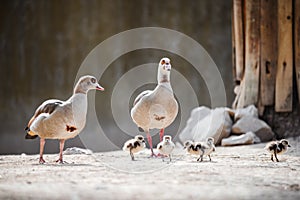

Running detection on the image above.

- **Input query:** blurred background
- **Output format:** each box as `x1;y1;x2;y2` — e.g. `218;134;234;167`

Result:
0;0;232;154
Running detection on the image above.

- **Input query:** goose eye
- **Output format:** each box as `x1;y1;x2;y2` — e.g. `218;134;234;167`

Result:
161;60;165;65
91;78;96;84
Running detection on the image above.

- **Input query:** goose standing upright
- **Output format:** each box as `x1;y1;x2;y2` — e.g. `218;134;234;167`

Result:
131;58;178;156
25;75;104;164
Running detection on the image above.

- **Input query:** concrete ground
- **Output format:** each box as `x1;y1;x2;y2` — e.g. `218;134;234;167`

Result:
0;137;299;200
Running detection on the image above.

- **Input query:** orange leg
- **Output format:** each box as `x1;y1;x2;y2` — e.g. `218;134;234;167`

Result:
146;131;156;157
56;139;65;164
159;129;164;142
39;138;46;164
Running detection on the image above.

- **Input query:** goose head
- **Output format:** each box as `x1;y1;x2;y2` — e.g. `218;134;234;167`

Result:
159;57;171;71
74;75;104;94
158;57;171;83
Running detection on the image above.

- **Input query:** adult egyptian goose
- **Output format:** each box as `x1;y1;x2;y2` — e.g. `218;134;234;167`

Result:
131;57;178;156
25;75;104;164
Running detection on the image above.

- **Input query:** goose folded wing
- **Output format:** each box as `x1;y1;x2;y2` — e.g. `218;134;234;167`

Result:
26;99;63;130
133;90;152;106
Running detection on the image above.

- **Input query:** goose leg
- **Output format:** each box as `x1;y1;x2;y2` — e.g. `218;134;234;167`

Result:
130;148;135;161
208;155;212;162
39;138;46;164
56;139;65;164
159;129;164;142
271;154;274;162
274;151;279;162
146;131;156;157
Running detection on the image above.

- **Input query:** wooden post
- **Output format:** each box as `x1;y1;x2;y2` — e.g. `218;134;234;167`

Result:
233;0;244;81
260;0;277;106
232;3;237;83
295;0;300;103
241;0;260;106
275;0;293;112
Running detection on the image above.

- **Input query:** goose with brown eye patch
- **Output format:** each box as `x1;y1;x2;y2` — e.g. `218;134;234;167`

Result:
123;135;146;161
130;57;178;158
24;75;104;164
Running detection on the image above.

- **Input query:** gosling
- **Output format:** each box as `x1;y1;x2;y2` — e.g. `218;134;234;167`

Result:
157;135;175;162
265;139;291;162
123;135;146;161
184;137;216;162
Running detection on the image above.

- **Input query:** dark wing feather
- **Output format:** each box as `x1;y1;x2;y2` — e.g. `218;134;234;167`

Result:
26;100;63;130
133;141;141;148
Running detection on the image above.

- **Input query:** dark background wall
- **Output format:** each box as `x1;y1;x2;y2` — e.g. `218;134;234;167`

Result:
0;0;232;154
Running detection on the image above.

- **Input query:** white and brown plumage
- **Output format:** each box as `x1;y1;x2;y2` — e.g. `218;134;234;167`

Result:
122;135;146;161
130;58;178;156
25;75;104;164
265;139;291;162
157;135;175;162
184;137;216;162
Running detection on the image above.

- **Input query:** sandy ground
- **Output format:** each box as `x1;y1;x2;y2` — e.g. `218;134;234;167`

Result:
0;138;300;200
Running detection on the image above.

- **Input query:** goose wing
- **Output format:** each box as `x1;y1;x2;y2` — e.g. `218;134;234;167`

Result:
132;90;152;106
26;99;63;131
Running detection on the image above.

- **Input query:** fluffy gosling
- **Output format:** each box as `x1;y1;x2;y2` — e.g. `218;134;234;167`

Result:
265;139;291;162
157;135;175;162
184;137;216;162
123;135;146;161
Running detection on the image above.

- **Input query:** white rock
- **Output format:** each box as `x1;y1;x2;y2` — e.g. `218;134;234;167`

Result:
234;105;258;121
63;147;93;155
221;132;256;146
180;107;232;145
231;116;274;142
179;106;211;142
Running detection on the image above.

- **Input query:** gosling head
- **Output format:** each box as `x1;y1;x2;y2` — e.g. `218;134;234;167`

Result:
206;137;215;145
163;135;172;143
280;139;291;148
135;135;146;143
183;140;194;149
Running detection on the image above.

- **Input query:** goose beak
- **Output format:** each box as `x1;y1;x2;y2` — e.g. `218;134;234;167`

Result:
96;83;105;91
165;64;171;71
288;145;291;147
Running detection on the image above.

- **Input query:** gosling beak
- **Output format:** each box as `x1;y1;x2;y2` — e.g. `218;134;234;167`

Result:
96;83;105;91
288;145;291;147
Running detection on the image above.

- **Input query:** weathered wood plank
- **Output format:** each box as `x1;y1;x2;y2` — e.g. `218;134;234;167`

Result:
233;0;244;81
295;0;300;103
241;0;260;107
232;3;237;83
260;0;277;106
275;0;293;112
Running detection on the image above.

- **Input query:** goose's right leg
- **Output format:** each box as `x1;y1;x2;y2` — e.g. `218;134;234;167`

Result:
146;130;156;157
39;138;46;164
